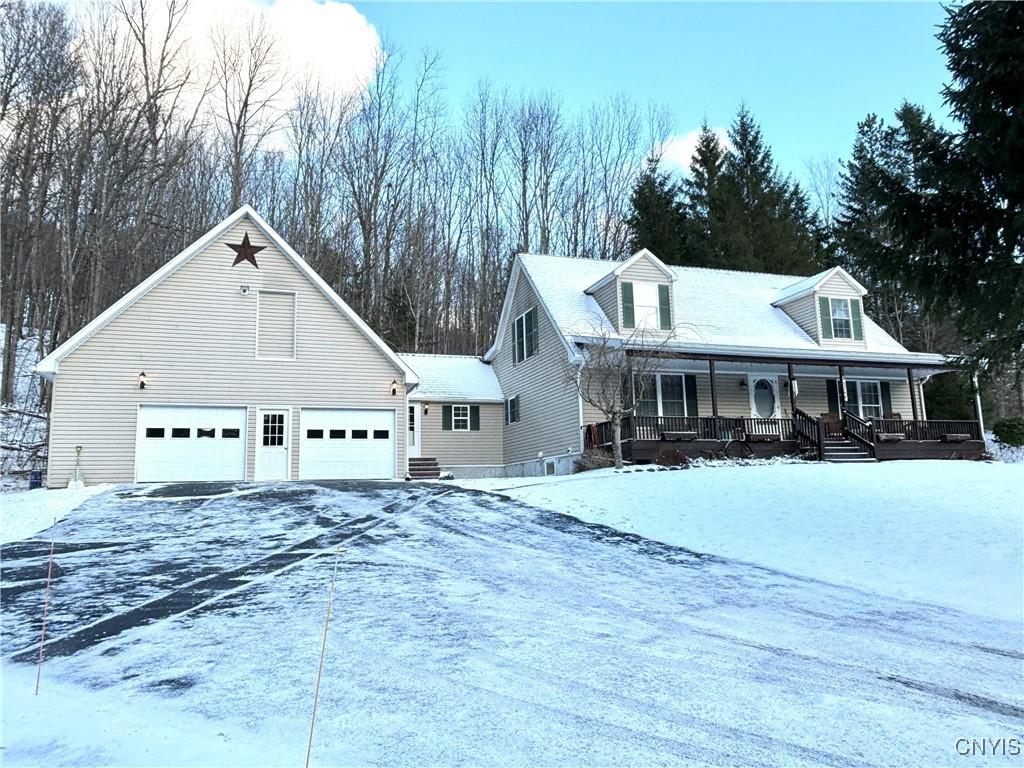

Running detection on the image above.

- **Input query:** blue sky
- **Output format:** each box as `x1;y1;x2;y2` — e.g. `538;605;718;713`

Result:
355;2;952;177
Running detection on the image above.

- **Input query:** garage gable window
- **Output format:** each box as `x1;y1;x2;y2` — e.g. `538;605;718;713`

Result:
257;290;296;359
443;404;480;431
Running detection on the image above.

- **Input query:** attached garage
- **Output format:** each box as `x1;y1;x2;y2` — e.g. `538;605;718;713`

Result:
135;405;247;482
299;408;395;480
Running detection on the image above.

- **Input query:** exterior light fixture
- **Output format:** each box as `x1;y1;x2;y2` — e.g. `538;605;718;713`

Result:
138;372;147;390
391;379;399;396
739;378;747;389
423;403;430;415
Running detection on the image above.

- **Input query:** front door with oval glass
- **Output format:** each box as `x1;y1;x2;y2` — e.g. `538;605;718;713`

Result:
748;375;781;419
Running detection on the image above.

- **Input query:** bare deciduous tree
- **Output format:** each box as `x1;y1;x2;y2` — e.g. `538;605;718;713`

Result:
563;321;671;468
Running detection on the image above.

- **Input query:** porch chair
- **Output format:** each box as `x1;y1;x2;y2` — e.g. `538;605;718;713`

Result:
876;412;906;442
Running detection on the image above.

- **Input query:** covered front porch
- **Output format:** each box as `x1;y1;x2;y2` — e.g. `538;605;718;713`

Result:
582;350;986;463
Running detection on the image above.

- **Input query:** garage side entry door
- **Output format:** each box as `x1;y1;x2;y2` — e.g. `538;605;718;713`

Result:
299;408;395;480
136;405;247;482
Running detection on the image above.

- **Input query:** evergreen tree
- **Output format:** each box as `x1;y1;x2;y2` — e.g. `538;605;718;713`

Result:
855;3;1024;372
681;122;727;267
709;106;825;274
625;157;688;263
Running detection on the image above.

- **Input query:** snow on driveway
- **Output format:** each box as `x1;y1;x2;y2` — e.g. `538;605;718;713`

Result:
461;460;1024;623
2;479;1022;767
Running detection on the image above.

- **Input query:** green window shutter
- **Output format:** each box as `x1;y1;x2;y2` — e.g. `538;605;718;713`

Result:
528;309;539;357
850;298;864;340
845;381;859;411
684;374;698;417
512;397;519;423
826;380;839;414
470;405;480;431
658;284;671;330
621;282;635;328
818;296;833;340
880;381;893;416
442;405;452;431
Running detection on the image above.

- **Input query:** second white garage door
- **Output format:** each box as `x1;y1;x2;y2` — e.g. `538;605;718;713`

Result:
299;408;396;480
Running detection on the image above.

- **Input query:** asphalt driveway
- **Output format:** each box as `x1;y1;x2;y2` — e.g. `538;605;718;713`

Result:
2;482;1021;766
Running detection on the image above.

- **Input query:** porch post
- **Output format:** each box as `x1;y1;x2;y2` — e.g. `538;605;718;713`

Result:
971;372;985;436
907;367;920;422
838;365;848;413
787;362;797;416
708;359;719;417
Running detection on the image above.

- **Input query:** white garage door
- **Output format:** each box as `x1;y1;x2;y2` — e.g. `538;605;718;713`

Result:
299;409;395;480
136;405;247;482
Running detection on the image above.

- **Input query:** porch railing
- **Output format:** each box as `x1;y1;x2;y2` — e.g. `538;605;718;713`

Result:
841;409;876;458
582;414;981;451
620;415;794;442
872;418;981;441
793;408;823;460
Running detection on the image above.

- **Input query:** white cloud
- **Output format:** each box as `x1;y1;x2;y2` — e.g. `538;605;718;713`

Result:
68;0;381;143
659;127;730;175
181;0;381;100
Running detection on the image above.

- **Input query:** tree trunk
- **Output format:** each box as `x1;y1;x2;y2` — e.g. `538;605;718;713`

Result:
611;412;624;469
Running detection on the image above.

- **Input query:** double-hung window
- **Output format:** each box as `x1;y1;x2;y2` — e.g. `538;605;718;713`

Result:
830;298;852;339
505;396;520;425
452;404;470;431
857;381;883;419
633;374;659;416
513;309;539;365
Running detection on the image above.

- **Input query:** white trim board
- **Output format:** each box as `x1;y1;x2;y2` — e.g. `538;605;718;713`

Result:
36;205;417;386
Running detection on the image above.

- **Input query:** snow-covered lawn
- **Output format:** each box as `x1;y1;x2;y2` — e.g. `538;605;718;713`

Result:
1;484;113;544
459;460;1024;623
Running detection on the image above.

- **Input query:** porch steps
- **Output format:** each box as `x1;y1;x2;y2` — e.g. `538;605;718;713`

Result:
822;438;876;464
408;457;441;480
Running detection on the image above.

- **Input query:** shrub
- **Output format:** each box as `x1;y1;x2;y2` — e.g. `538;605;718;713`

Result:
992;417;1024;447
573;449;615;473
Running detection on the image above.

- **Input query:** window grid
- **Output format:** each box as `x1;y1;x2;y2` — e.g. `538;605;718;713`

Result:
262;413;285;447
831;298;852;339
452;404;470;431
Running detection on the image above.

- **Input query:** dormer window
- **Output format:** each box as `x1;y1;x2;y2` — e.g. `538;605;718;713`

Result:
621;282;671;331
830;298;852;339
817;295;864;342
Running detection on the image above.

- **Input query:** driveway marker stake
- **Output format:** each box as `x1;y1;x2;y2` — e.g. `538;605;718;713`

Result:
34;517;57;695
306;546;342;768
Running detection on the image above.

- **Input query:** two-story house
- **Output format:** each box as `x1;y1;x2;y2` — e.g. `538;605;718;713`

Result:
36;208;984;487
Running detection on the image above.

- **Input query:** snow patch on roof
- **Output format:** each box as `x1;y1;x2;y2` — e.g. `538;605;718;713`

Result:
399;354;504;402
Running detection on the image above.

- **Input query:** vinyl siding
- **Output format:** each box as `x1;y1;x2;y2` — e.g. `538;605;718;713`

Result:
47;216;406;486
819;273;863;297
256;291;296;358
777;293;818;342
619;256;669;284
418;403;503;465
494;271;581;464
591;279;619;331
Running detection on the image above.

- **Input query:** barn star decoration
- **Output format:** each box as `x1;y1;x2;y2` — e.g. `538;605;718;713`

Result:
226;232;265;269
